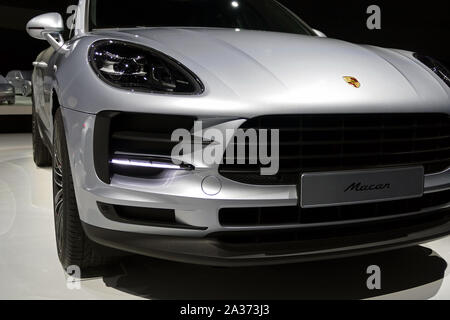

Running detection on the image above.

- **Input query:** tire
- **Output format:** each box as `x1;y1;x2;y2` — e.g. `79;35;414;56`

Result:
53;109;117;272
8;99;15;105
24;86;32;97
22;87;27;97
32;99;52;167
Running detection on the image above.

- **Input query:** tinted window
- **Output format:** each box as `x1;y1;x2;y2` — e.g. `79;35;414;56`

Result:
21;71;32;80
89;0;313;35
0;76;7;84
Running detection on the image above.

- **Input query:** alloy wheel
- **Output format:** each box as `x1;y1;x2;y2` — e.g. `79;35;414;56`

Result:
53;131;64;255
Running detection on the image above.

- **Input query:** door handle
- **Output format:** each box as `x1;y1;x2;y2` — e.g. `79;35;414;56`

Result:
33;61;48;69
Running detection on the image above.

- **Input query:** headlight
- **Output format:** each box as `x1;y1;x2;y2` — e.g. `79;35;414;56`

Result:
89;40;204;94
414;53;450;87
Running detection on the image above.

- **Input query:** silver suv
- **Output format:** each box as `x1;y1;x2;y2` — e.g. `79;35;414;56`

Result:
27;0;450;271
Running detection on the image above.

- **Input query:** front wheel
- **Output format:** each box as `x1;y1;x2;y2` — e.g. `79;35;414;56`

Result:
24;86;32;97
53;109;117;272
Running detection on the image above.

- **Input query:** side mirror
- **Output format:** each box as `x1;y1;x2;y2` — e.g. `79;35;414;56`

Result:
26;13;65;51
313;29;327;38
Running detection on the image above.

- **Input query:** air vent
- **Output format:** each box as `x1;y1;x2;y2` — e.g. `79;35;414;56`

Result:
94;111;196;183
219;189;450;227
97;202;207;230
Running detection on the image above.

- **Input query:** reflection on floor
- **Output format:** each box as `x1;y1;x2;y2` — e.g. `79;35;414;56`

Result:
0;134;449;300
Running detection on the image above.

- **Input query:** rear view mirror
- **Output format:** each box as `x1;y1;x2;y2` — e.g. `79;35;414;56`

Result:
26;13;65;50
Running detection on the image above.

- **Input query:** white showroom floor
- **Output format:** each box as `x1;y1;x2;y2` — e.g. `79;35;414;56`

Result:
1;133;450;300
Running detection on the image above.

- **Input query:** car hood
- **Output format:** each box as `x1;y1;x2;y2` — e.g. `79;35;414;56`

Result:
84;28;450;115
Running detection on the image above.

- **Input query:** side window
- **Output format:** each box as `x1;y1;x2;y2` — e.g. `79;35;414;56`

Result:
6;71;13;79
17;72;23;80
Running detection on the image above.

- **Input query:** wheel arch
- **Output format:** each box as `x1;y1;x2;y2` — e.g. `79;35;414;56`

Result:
46;88;63;152
51;89;61;119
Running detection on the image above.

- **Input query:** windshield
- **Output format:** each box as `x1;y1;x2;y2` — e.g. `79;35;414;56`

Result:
89;0;313;35
0;76;7;84
21;71;32;81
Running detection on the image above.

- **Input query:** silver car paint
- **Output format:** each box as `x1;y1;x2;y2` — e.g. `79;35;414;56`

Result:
50;29;450;119
31;5;450;236
60;104;450;236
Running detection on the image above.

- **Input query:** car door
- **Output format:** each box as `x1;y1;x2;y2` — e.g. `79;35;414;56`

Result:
13;71;22;93
17;71;24;93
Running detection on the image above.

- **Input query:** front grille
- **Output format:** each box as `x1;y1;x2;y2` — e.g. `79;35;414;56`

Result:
219;189;450;227
214;207;450;246
219;114;450;185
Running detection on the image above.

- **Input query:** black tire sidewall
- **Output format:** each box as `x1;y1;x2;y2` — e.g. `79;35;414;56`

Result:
31;105;42;162
32;97;51;166
53;109;72;267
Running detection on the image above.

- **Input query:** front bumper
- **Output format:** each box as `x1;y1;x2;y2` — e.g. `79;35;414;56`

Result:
62;107;450;265
83;207;450;266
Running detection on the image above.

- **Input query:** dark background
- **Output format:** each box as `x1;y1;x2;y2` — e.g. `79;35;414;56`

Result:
0;0;449;76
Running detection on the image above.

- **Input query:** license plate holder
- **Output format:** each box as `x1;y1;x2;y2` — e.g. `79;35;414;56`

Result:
300;167;424;208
